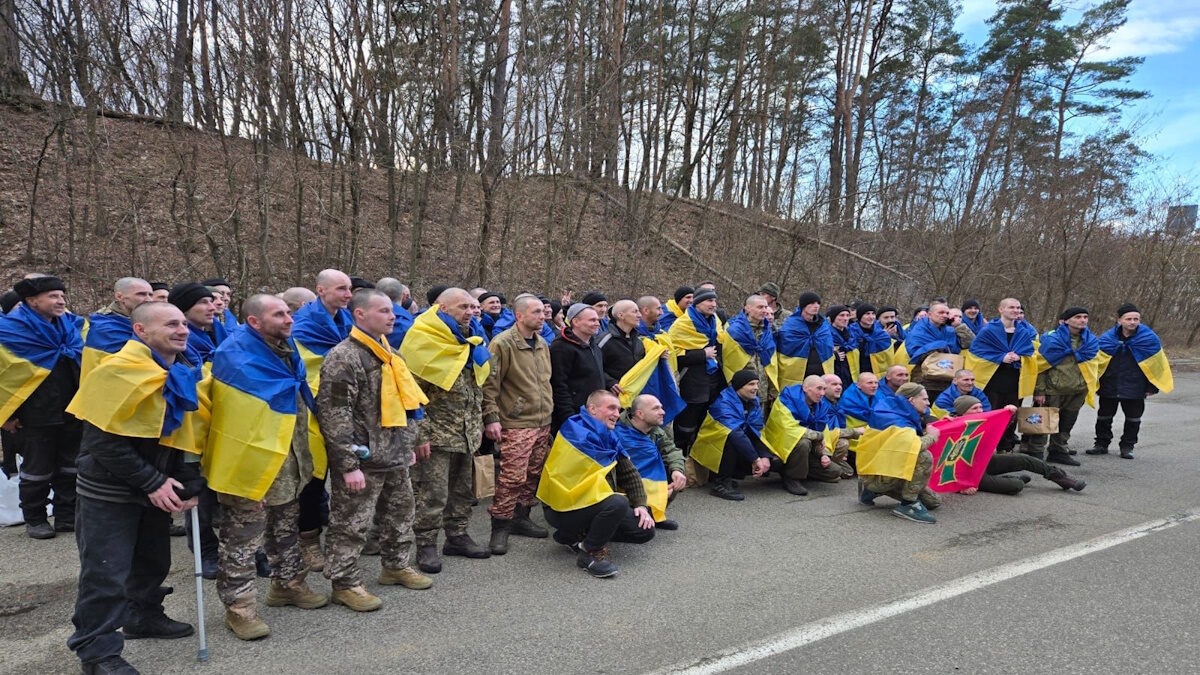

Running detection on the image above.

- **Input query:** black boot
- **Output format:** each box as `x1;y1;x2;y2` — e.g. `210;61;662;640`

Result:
1046;451;1080;466
443;534;491;559
1046;467;1086;492
1085;444;1109;455
1119;446;1135;459
417;544;442;573
510;504;549;538
123;612;195;640
489;518;511;556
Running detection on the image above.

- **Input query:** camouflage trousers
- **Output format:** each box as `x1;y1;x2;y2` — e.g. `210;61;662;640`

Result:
861;448;937;504
324;467;415;590
216;496;303;606
1027;392;1086;455
411;447;474;546
783;438;842;482
488;426;551;520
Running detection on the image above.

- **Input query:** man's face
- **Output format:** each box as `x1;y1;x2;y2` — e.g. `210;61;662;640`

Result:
859;374;879;395
878;310;896;327
572;308;601;339
803;379;827;403
357;295;396;336
823;375;842;399
1119;312;1140;332
151;289;170;303
955;371;975;393
677;293;693;310
317;275;353;310
116;281;153;314
762;292;778;308
745;297;769;323
964;306;980;319
26;290;68;319
948;308;963;326
885;367;909;389
694;298;717;316
185;297;216;328
858;311;876;328
801;301;820;319
928;305;949;326
908;390;930;412
831;310;850;330
1066;313;1088;331
966;403;984;415
252;297;294;342
516;302;545;333
480;296;502;315
135;306;190;357
588;396;622;429
636;397;666;427
736;380;760;401
640;299;662;326
591;300;609;317
999;299;1022;322
441;293;477;327
210;291;227;314
213;285;232;308
914;309;929;322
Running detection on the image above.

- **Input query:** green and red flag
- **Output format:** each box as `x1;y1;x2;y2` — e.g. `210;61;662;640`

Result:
925;409;1013;493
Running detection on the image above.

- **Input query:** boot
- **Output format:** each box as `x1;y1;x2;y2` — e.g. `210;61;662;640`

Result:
417;544;442;573
123;612;194;640
1119;446;1135;459
265;578;329;609
81;655;140;674
1046;451;1080;466
378;566;434;590
1085;444;1109;455
330;585;382;612
224;598;270;640
1046;467;1086;492
782;478;808;496
25;522;55;539
443;534;491;559
510;504;549;538
489;518;511;555
299;529;325;572
362;531;381;556
576;546;619;578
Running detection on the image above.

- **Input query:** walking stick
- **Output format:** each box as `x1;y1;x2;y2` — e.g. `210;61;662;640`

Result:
189;507;210;662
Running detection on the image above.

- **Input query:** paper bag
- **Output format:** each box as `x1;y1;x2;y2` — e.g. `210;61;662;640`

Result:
1016;406;1059;435
473;454;496;500
920;352;964;381
684;456;709;488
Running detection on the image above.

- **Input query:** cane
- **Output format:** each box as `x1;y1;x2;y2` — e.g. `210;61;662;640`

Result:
189;507;210;662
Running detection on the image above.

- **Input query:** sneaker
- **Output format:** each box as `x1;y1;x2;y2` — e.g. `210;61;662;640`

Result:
123;613;194;640
576;547;619;578
857;481;876;506
1085;445;1109;455
1119;447;1135;460
892;501;936;524
709;478;744;501
654;519;680;530
552;531;583;553
82;654;140;674
25;522;55;539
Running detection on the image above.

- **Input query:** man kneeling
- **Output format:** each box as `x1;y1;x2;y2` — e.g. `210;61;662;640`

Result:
538;391;655;578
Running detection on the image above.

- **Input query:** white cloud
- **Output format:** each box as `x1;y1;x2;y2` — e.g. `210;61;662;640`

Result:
1095;5;1200;59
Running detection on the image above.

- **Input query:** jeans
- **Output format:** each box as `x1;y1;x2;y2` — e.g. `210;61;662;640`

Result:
544;494;655;552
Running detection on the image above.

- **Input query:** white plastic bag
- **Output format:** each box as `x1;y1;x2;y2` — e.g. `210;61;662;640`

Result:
0;471;23;526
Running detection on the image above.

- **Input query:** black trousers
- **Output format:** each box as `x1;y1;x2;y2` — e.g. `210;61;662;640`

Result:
984;383;1022;451
1095;397;1145;449
17;421;80;524
298;475;330;533
544;494;655;552
68;496;172;665
1;428;19;478
184;486;219;559
673;402;709;454
978;452;1056;495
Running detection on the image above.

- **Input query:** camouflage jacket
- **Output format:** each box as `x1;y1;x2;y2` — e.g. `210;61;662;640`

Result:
415;364;483;453
617;411;685;477
317;337;419;474
263;339;313;505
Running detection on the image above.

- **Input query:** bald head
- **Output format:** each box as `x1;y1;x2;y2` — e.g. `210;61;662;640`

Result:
822;373;843;400
612;299;638;331
245;293;293;342
436;287;476;326
884;364;909;390
376;277;404;303
113;277;153;315
637;295;662;327
278;286;316;313
857;371;879;395
315;269;352;313
131;301;190;360
802;375;827;403
744;294;769;322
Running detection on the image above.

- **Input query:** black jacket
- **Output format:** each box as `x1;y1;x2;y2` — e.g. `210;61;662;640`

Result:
549;328;616;430
677;345;724;404
1098;329;1155;399
598;323;646;383
16;355;80;426
76;422;205;505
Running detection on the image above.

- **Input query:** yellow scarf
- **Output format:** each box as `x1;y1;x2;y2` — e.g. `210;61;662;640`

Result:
350;326;429;427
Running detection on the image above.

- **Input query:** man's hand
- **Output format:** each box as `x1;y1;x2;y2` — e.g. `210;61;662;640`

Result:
704;346;717;360
484;422;503;442
414;443;431;461
1033;395;1046;406
148;478;186;513
669;470;687;492
820;454;832;468
960;487;978;495
633;506;655;530
1004;404;1018;414
609;383;624;395
752;457;771;477
343;469;366;492
1;417;19;433
560;290;574;305
1003;351;1020;364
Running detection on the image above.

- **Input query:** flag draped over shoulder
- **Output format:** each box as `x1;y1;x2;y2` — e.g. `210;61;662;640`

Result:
481;308;515;340
0;305;84;423
386;303;416;350
903;317;959;364
1035;324;1101;405
831;326;861;380
618;337;686;424
932;385;990;418
855;426;922;480
869;390;923;431
401;306;491;391
668;305;721;374
81;312;133;378
777;313;834;386
851;321;893;375
964;313;986;336
185;318;229;365
291;299;353;388
350;326;428;427
925;409;1011;492
659;298;685;332
720;312;777;388
964;320;1039;397
204;326;316;500
612;423;668;520
537;409;623;512
761;384;827;462
1095;324;1173;395
689;387;764;472
66;340;207;454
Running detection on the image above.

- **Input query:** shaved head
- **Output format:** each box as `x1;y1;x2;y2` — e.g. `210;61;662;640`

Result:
376;277;404;303
278;286;316;313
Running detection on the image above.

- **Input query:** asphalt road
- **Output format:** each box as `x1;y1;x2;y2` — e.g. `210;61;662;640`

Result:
3;375;1199;675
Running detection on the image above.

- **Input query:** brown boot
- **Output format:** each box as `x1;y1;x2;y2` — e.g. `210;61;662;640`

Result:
330;585;382;612
378;566;433;590
224;598;270;640
299;529;325;572
1046;467;1086;492
265;577;329;609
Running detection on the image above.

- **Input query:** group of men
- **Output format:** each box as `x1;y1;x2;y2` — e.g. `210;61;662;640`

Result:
0;271;1173;674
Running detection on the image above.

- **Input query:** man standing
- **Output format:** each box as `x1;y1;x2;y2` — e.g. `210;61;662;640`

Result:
538;390;655;578
667;288;724;451
636;296;665;337
961;299;987;336
827;305;857;387
849;304;892;376
549;304;615;432
616;395;687;529
66;302;203;674
148;282;170;303
903;301;960;402
482;294;554;555
318;289;432;612
0;276;84;539
778;292;834;388
376;277;416;349
1028;307;1099;464
1089;303;1173;459
720;294;777;412
169;282;226;366
966;298;1037;453
206;295;329;640
599;299;646;383
402;288;491;573
81;278;153;378
659;286;693;332
758;282;791;323
478;291;515;340
202;277;240;329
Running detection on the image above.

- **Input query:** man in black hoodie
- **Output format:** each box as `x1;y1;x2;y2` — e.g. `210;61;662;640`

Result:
599;299;646;383
549;304;617;432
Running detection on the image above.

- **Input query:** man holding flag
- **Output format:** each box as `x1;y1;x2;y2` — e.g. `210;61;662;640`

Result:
482;294;554;556
616;395;687;530
0;276;85;540
538;390;655;578
857;382;940;524
1089;303;1173;459
965;298;1038;453
827;305;858;387
1027;307;1099;465
66;301;205;675
667;287;724;452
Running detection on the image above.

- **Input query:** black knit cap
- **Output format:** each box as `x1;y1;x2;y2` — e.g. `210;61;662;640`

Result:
0;290;19;313
426;284;449;305
149;281;169;292
825;304;851;320
961;298;981;311
878;305;898;316
797;291;821;309
1117;303;1140;318
692;289;717;304
14;276;66;300
673;286;694;303
1059;306;1088;321
581;291;607;306
168;282;213;313
200;277;230;288
349;276;375;290
730;369;759;391
856;303;878;317
478;291;501;304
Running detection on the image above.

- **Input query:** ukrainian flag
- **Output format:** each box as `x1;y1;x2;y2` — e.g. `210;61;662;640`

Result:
851;321;894;375
537;409;621;512
612;423;669;521
762;400;804;462
203;326;316;500
777;313;835;387
291;299;352;475
964;320;1039;398
1035;323;1101;405
854;426;922;480
658;298;686;332
720;312;778;388
618;337;686;424
1095;323;1173;395
401;306;491;390
66;340;207;455
667;305;722;374
0;305;84;424
81;312;134;379
690;386;765;473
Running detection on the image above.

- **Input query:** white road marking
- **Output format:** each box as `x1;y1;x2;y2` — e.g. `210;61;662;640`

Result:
649;508;1200;674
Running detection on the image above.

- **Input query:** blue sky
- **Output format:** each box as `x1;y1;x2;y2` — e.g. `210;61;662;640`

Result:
956;0;1200;191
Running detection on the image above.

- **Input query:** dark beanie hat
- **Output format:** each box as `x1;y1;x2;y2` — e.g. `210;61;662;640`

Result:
913;305;929;318
673;286;694;303
349;276;375;291
168;282;213;313
825;304;850;320
758;282;781;298
1059;306;1088;321
548;300;562;318
426;284;449;305
200;277;230;288
797;291;821;309
692;289;717;305
149;281;169;292
730;369;758;391
1;290;19;313
478;291;500;304
953;395;982;417
961;298;981;311
14;276;66;300
856;303;878;317
1117;303;1140;318
581;291;607;306
878;305;898;316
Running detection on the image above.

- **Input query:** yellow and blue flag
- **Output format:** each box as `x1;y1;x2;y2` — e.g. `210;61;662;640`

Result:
658;298;686;332
204;326;317;500
185;317;229;366
837;383;873;450
869;389;924;431
81;312;134;379
690;386;765;473
850;320;893;375
903;317;959;364
618;337;686;424
0;304;84;424
612;423;668;520
349;326;428;427
855;426;922;480
667;305;722;374
537;408;622;512
931;385;990;419
777;312;835;387
401;305;491;390
291;299;353;473
964;320;1039;398
720;311;778;388
1095;323;1173;395
1035;323;1101;405
386;303;416;350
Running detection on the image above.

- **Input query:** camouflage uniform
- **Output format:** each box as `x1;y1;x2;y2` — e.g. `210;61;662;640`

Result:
1029;333;1088;457
746;317;779;413
782;432;843;483
411;365;483;547
317;336;421;590
861;431;941;506
216;342;314;607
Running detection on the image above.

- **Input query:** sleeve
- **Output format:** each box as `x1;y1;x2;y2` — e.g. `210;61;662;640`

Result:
549;344;575;430
481;340;506;426
725;428;761;463
955;323;975;350
316;352;361;475
654;430;686;476
677;348;707;367
81;422;167;495
613;454;647;508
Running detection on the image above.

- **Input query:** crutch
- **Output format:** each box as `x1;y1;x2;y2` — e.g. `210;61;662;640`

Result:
189;507;210;662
